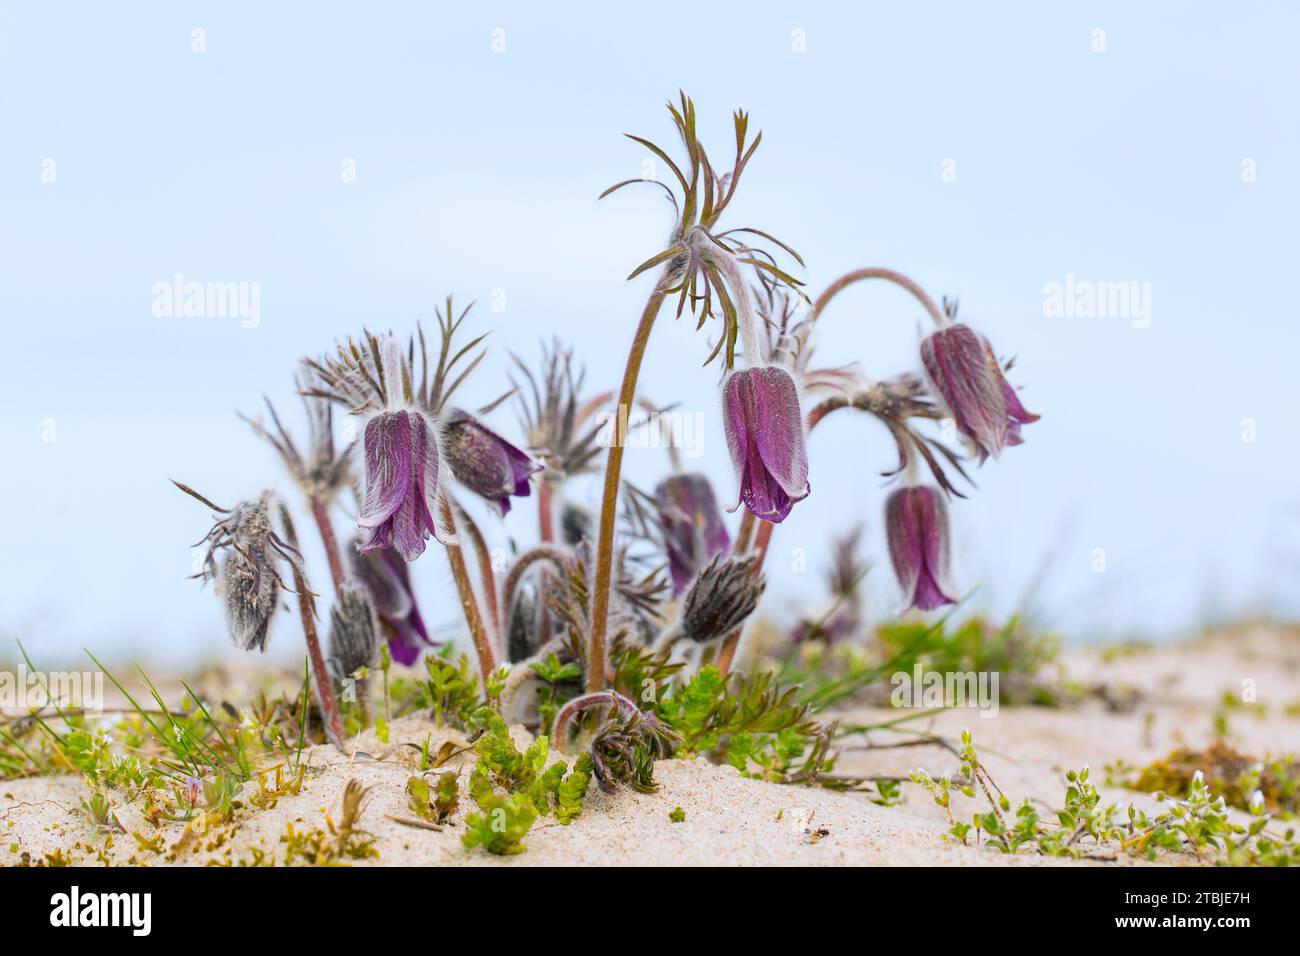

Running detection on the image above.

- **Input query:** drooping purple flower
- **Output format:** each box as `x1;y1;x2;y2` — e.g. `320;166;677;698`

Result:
722;366;810;523
442;408;541;516
654;473;731;595
885;486;957;612
358;409;441;561
999;375;1039;449
920;323;1039;463
309;312;491;558
348;540;435;666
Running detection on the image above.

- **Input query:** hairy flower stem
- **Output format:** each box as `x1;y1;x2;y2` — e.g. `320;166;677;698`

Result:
453;500;501;651
806;396;849;432
538;480;555;543
588;285;668;691
809;267;946;328
734;510;757;554
309;497;346;597
551;690;640;754
534;481;560;651
437;497;497;686
279;509;345;748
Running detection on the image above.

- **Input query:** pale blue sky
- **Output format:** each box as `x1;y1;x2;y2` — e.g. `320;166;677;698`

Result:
2;2;1298;666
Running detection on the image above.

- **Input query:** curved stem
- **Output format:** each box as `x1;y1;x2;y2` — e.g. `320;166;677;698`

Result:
500;544;570;620
575;390;615;427
806;396;850;432
588;284;669;690
309;496;346;597
278;509;344;749
551;689;639;753
437;497;497;686
810;267;946;329
453;500;501;652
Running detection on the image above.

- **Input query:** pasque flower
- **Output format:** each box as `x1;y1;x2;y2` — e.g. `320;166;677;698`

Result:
358;407;442;560
885;485;958;612
177;481;346;745
654;472;731;595
722;365;810;523
308;299;494;561
348;539;434;666
442;408;540;515
919;315;1038;463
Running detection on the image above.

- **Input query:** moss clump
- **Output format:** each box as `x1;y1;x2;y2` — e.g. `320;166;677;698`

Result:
1130;742;1299;814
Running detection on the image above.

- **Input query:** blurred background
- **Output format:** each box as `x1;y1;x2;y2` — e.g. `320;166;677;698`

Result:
2;1;1297;667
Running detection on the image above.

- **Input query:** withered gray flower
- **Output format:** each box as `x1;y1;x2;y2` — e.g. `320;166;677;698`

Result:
793;525;867;644
176;484;303;652
551;690;679;793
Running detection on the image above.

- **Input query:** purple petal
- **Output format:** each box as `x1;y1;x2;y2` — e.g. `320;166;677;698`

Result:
385;622;424;666
359;411;412;530
748;367;810;498
506;443;537;497
921;325;1009;458
886;486;957;612
723;367;810;523
742;456;800;523
351;542;436;663
655;473;731;596
349;544;410;619
723;376;753;510
886;489;922;601
999;378;1040;425
442;409;539;518
395;411;436;558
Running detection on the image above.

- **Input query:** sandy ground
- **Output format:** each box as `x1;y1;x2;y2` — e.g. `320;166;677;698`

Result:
2;626;1297;866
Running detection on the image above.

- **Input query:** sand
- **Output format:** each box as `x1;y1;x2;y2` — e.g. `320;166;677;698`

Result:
2;625;1297;866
